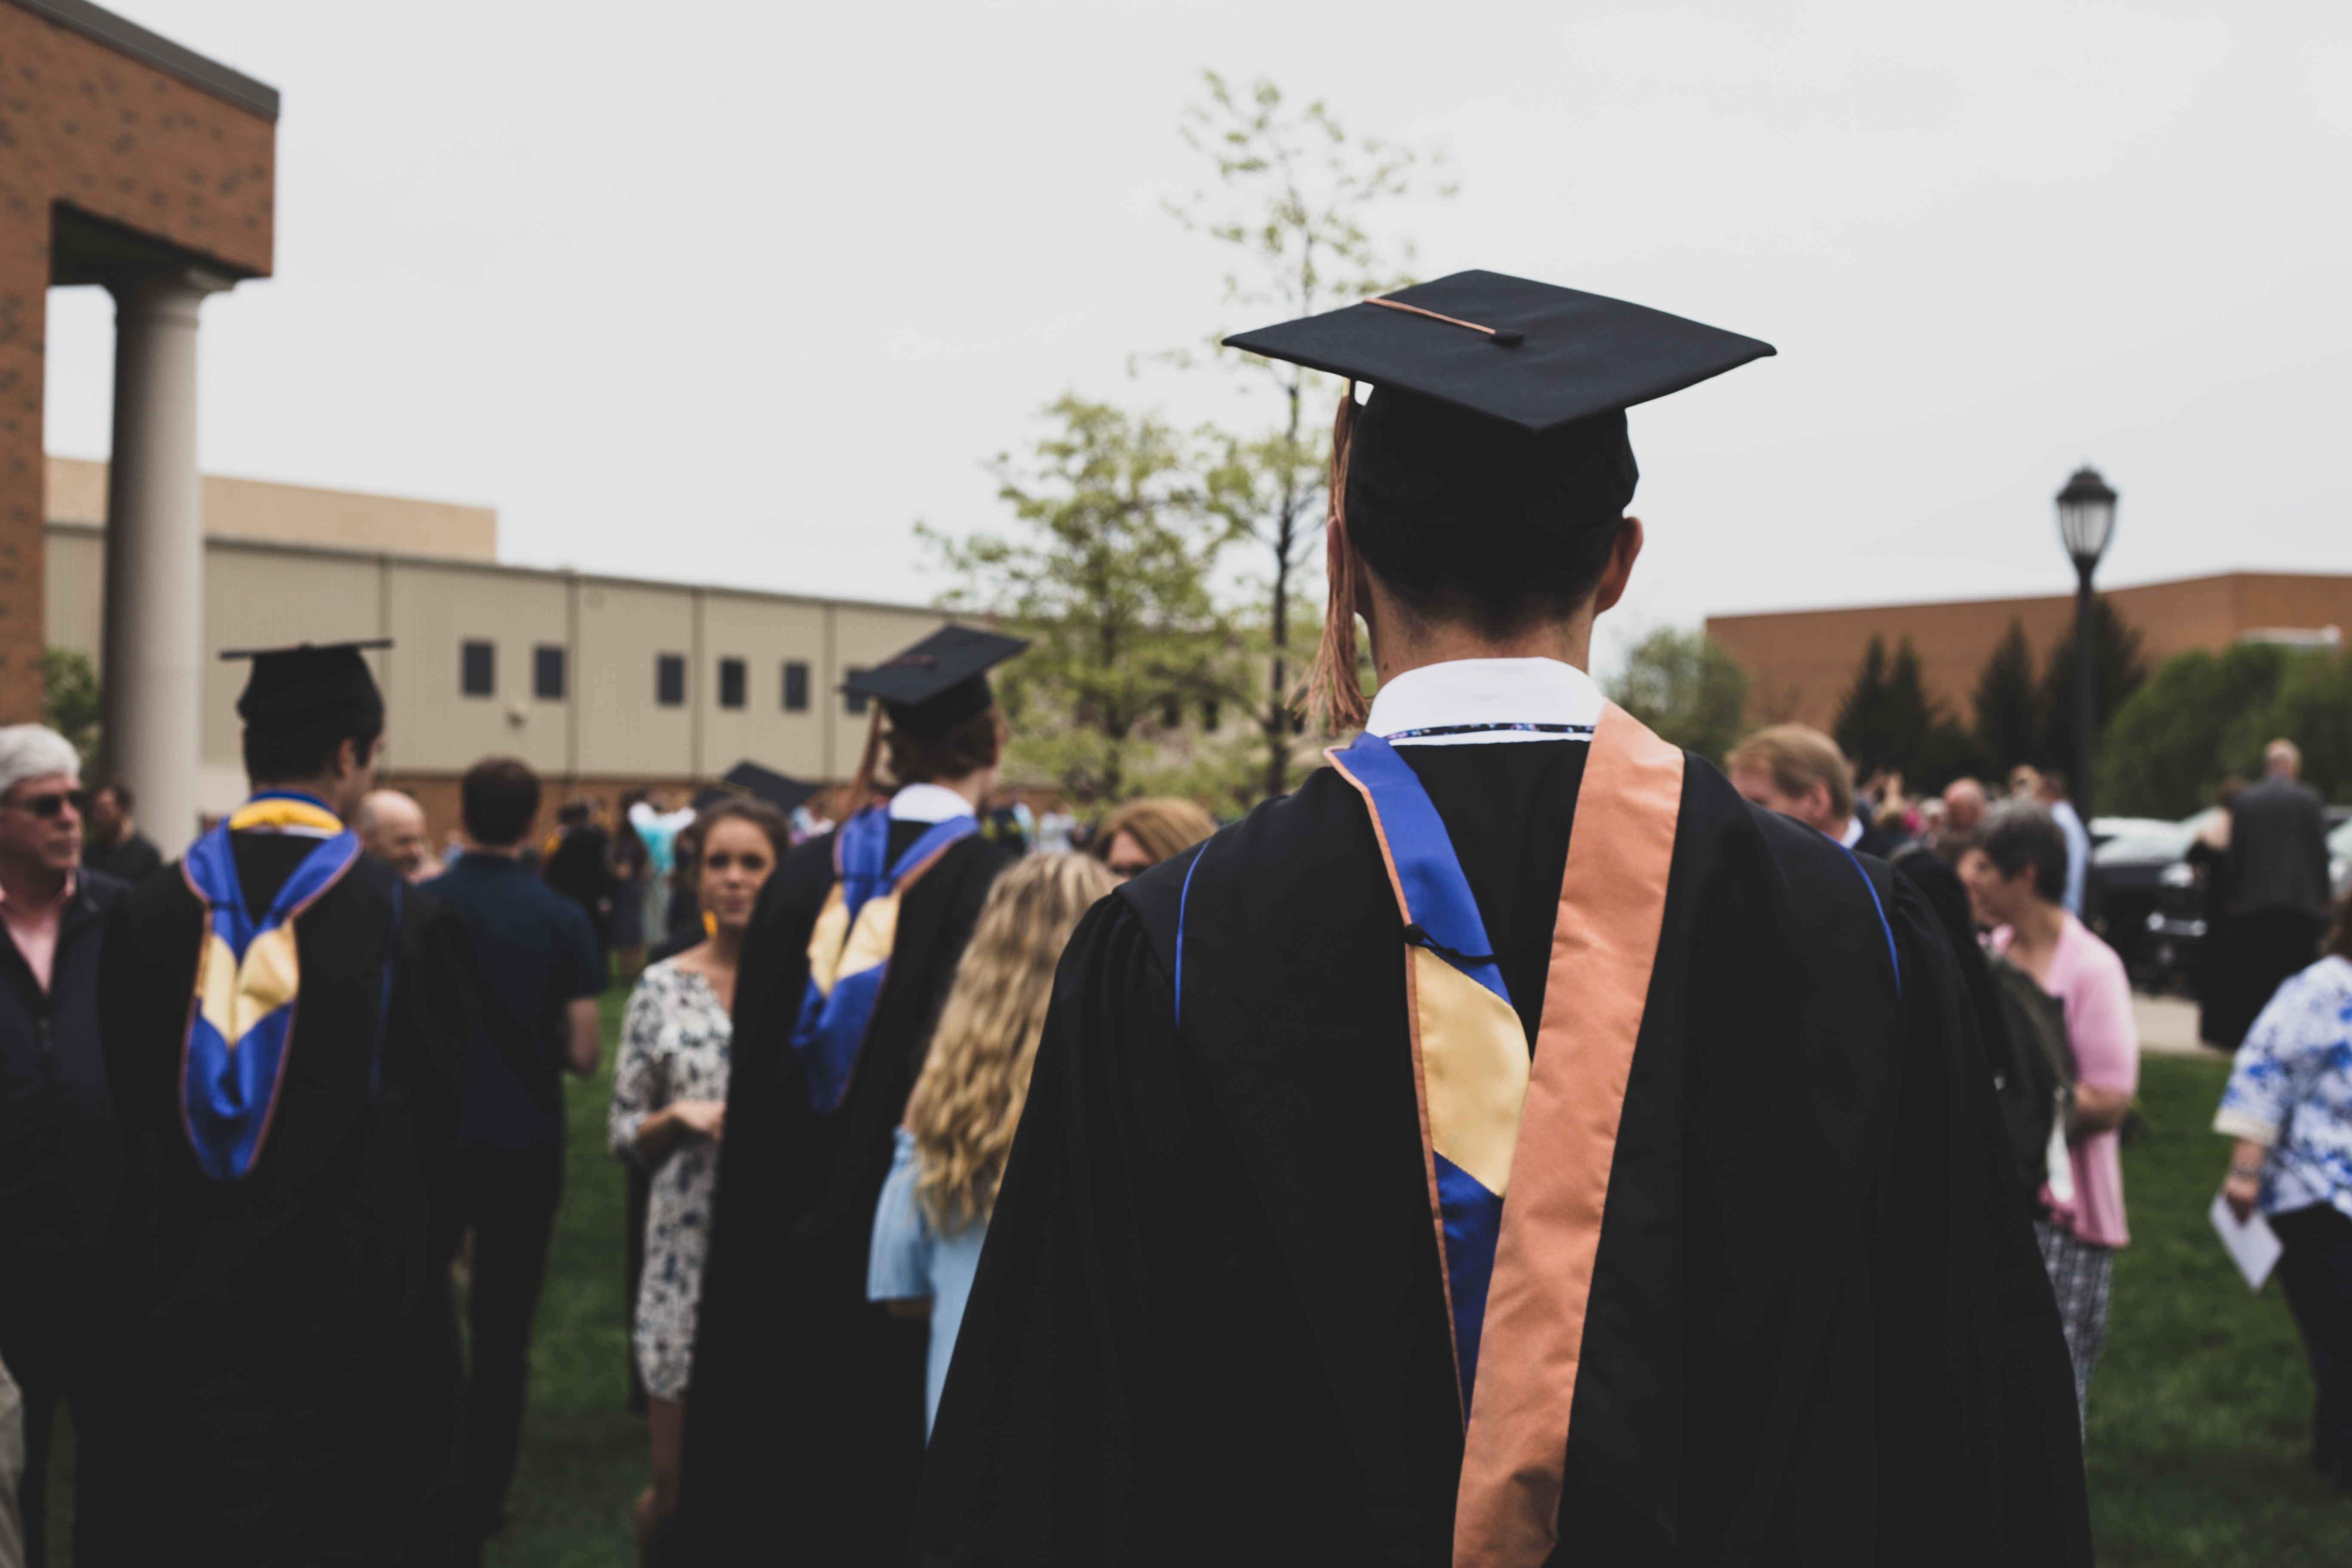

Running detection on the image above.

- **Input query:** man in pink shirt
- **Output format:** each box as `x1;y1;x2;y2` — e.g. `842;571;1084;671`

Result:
1962;801;2140;1424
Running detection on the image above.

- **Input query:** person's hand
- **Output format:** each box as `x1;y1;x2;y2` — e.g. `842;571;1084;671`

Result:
671;1100;726;1142
2222;1171;2261;1224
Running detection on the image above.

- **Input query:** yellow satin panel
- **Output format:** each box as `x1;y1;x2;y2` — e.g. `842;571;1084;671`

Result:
804;887;904;998
195;925;303;1047
805;887;853;995
227;798;345;835
1413;946;1530;1197
838;894;901;983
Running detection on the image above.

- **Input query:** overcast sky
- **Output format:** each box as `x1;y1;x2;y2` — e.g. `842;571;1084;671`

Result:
43;0;2352;677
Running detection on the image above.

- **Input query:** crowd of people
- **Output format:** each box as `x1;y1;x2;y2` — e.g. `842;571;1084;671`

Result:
3;269;2348;1567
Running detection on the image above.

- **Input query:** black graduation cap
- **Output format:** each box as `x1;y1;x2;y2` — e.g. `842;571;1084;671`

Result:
842;627;1028;740
220;639;391;735
695;761;821;816
1222;269;1774;435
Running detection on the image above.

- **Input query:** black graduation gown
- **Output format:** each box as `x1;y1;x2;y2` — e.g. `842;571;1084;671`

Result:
910;747;2092;1567
678;820;1013;1565
98;838;472;1564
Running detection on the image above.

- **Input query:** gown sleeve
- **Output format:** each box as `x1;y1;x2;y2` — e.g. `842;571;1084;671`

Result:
1870;870;2094;1566
908;894;1194;1567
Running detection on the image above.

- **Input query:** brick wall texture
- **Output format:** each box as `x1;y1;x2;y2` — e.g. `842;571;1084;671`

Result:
1708;572;2352;734
0;2;274;718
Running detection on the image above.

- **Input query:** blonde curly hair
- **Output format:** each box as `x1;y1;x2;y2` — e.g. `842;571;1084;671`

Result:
904;851;1120;1234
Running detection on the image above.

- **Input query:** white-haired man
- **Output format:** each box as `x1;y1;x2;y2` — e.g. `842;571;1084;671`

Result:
2208;738;2335;1049
0;726;129;1564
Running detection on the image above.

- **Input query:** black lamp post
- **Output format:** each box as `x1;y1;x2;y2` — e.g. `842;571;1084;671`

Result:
2055;465;2119;823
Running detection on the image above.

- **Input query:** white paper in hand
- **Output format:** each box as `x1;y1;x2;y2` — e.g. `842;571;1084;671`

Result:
2208;1193;2283;1292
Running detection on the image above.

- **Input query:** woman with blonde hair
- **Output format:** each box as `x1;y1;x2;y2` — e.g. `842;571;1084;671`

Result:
1092;796;1219;880
868;851;1121;1433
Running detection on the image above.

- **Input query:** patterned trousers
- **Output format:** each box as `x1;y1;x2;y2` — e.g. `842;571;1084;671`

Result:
2035;1219;2115;1430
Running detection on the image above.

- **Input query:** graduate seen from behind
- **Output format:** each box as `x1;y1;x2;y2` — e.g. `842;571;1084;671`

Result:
97;641;473;1565
869;850;1125;1435
911;273;2092;1568
674;628;1022;1566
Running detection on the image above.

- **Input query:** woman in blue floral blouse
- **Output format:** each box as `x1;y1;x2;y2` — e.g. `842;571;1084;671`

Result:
2216;894;2352;1489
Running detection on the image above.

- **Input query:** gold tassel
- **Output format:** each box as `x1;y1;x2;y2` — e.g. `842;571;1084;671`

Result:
1300;382;1370;732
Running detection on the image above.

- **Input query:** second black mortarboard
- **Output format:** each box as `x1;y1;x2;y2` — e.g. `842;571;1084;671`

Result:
695;760;821;816
842;627;1027;741
221;640;391;736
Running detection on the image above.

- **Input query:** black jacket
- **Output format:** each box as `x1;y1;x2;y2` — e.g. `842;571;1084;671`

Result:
2227;775;2332;918
0;868;127;1257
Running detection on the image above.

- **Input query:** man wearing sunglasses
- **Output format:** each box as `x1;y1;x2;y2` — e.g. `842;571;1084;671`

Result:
0;724;129;1567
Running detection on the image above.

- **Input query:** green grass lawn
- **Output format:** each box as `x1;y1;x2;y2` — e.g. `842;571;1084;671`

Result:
44;1009;2352;1564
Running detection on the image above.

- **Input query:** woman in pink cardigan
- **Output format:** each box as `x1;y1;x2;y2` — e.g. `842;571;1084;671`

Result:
1963;800;2140;1425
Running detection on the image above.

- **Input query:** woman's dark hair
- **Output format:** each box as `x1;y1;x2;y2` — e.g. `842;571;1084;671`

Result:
1347;392;1634;638
461;756;542;848
695;798;790;862
1976;800;2070;906
2328;889;2352;962
242;718;383;785
883;708;1003;787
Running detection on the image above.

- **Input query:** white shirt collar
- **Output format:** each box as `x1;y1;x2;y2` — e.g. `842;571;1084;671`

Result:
1840;815;1866;848
888;783;976;824
1361;658;1604;747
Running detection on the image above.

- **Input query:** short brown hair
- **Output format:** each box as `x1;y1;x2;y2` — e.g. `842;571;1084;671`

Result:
1092;797;1217;869
884;707;1004;787
2328;890;2352;963
1724;725;1855;822
462;756;541;847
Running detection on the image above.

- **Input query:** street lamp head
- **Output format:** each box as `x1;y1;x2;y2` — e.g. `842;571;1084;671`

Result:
2055;465;2118;570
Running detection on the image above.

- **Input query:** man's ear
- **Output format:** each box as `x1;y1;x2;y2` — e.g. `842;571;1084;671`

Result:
1591;516;1645;615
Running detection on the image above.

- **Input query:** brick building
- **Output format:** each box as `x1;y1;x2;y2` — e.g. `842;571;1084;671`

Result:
1707;572;2352;735
1;0;277;847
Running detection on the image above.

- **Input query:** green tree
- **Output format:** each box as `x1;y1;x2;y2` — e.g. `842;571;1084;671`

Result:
2238;649;2352;804
1171;70;1448;797
42;647;100;761
1972;618;2040;774
2036;596;2150;778
1833;636;1892;769
925;396;1246;806
1834;634;1974;785
2097;642;2295;817
1611;627;1749;763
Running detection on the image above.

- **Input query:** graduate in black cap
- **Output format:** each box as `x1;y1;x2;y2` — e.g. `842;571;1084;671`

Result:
910;274;2091;1566
96;640;475;1564
674;628;1023;1565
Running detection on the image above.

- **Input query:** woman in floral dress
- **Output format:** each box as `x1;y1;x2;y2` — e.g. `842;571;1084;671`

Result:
609;799;787;1558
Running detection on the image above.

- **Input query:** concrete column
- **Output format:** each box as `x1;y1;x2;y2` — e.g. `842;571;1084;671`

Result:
100;268;231;856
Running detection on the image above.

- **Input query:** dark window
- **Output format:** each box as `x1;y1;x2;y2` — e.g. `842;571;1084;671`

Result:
1201;697;1221;732
783;660;811;712
718;657;747;710
1160;694;1184;729
533;644;566;701
844;668;870;716
656;653;687;707
461;639;495;697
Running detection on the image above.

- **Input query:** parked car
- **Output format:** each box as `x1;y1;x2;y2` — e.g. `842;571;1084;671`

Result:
2098;806;2352;993
2092;812;2214;988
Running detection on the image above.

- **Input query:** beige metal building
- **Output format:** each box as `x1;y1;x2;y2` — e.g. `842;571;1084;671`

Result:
44;456;950;844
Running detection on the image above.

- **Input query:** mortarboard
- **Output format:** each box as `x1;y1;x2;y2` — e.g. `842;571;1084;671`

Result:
1224;271;1773;729
220;640;391;736
695;761;821;816
1222;269;1773;435
842;627;1028;741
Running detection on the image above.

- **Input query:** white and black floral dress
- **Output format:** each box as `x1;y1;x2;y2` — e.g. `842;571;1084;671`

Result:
609;957;733;1400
